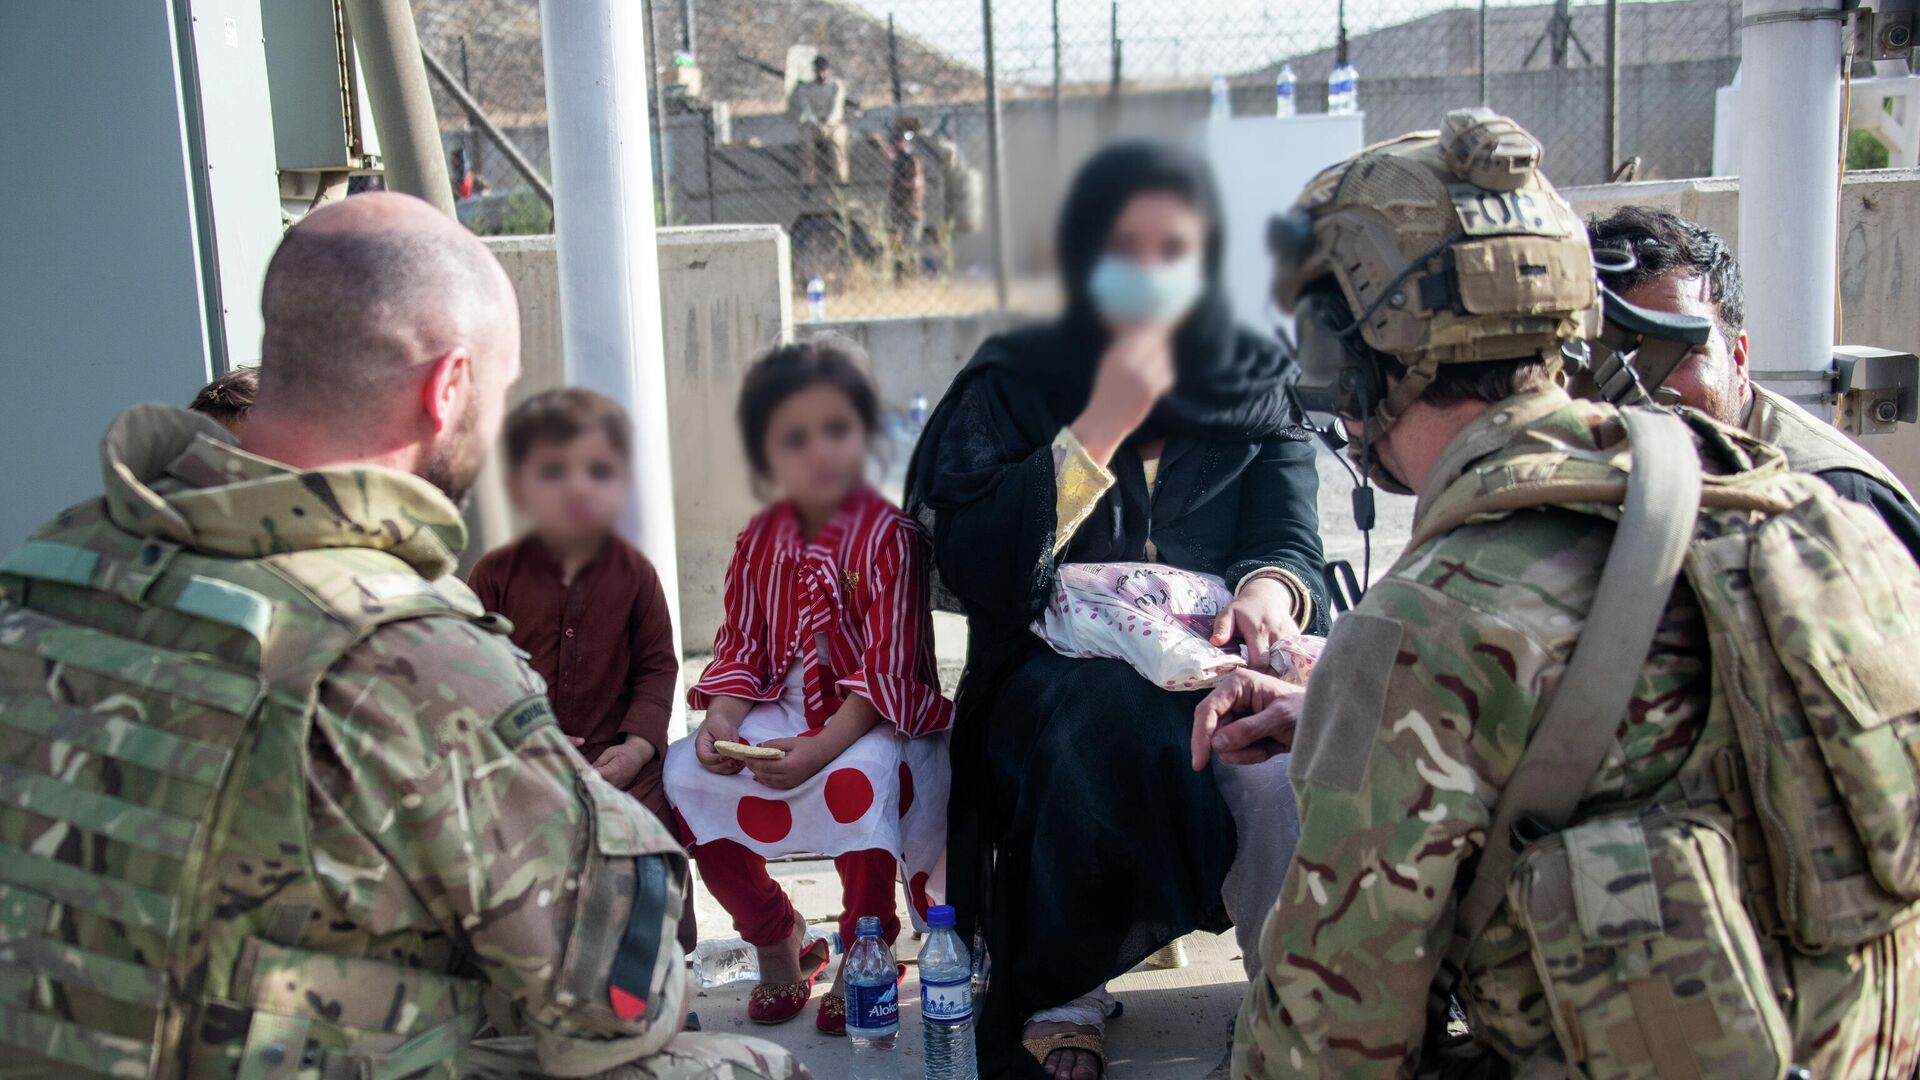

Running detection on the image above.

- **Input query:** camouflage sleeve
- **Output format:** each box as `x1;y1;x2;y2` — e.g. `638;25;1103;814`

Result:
1256;579;1552;1076
311;616;691;1077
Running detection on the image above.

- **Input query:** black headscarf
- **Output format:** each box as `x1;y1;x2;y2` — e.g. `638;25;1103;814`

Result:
960;140;1298;442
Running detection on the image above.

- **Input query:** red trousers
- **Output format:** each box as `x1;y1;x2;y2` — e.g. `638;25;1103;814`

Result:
690;839;899;950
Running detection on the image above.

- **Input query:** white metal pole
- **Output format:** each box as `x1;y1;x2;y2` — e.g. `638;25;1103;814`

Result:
1737;0;1844;392
539;0;687;729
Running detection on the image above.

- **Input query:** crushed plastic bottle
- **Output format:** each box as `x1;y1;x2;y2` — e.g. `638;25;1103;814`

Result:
690;927;840;989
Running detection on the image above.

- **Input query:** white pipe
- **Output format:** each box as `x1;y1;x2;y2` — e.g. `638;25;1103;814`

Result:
1737;0;1844;389
539;0;687;731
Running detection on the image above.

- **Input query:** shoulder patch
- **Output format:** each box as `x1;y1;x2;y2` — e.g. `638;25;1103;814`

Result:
1290;611;1404;793
495;695;557;748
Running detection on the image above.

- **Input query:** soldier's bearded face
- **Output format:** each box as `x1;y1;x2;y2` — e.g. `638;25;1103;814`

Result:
1621;272;1749;425
420;393;486;505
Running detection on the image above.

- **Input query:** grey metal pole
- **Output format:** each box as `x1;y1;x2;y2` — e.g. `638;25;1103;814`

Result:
889;14;903;107
982;0;1010;310
1478;0;1489;106
640;0;673;223
680;0;696;59
421;46;556;205
1051;0;1062;143
1110;1;1121;100
1604;0;1619;177
342;0;455;215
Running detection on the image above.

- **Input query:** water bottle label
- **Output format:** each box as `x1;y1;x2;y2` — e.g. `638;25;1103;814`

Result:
848;979;899;1037
921;974;973;1024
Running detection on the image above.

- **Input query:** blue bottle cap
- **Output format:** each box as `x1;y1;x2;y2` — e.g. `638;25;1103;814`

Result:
927;905;956;929
855;915;883;938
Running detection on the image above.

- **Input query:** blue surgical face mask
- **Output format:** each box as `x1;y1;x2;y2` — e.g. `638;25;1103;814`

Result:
1086;254;1205;326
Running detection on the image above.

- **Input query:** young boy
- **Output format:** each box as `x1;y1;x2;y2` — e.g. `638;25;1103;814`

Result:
188;366;259;436
468;387;695;949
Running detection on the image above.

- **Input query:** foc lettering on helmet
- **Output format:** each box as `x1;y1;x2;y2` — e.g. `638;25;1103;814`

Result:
1267;108;1602;450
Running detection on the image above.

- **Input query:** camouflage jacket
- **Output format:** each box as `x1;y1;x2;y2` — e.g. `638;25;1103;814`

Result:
1244;387;1920;1077
0;406;692;1079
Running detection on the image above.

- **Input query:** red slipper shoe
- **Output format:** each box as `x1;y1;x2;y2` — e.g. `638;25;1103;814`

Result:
816;992;847;1035
747;937;832;1025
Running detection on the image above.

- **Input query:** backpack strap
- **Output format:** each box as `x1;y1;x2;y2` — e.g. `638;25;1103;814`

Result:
1430;408;1704;1002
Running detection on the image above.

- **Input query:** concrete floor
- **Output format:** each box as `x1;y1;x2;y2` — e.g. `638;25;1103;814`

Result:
686;858;1247;1078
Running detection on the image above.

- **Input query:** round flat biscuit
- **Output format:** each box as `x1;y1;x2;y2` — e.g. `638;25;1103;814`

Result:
714;740;787;762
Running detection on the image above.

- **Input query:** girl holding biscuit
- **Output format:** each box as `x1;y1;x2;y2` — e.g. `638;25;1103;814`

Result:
664;337;952;1032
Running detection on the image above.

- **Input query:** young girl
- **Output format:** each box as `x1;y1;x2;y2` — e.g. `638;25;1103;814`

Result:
664;336;952;1034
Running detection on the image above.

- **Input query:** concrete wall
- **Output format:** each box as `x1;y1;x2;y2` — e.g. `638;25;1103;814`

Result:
813;311;1017;416
1564;170;1920;491
484;226;792;651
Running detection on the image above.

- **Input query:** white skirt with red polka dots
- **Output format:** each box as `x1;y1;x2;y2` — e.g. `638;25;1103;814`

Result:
664;664;950;920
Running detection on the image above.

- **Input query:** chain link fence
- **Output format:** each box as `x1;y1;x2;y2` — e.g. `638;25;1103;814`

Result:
415;0;1741;322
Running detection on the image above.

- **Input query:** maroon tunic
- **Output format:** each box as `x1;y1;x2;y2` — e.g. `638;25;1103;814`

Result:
469;534;678;762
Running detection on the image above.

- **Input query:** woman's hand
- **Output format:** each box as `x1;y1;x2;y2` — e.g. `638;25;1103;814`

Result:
592;734;656;789
748;736;832;791
1070;326;1176;465
1209;575;1302;670
694;705;748;775
1191;668;1304;770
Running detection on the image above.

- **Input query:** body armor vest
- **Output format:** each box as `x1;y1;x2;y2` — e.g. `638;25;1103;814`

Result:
0;497;492;1080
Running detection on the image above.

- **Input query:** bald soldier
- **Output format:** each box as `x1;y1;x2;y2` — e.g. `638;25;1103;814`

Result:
0;192;804;1079
1584;206;1920;563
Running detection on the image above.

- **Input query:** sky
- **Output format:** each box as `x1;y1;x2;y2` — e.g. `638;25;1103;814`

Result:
844;0;1642;86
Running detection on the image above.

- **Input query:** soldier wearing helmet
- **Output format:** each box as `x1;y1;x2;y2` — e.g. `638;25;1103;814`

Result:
1190;110;1920;1077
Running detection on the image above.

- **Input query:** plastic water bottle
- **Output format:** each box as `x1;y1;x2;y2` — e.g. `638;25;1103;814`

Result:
1209;75;1232;122
807;275;827;321
908;391;930;430
1274;64;1296;117
920;906;977;1079
1327;61;1359;115
691;928;840;989
846;916;899;1080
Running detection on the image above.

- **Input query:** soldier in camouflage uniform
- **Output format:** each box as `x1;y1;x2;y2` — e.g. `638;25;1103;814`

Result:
0;192;804;1079
1191;112;1920;1078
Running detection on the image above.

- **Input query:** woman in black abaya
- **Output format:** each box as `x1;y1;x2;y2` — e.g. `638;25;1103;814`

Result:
905;142;1330;1079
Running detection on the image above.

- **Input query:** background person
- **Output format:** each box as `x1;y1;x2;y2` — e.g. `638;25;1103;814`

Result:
468;386;695;954
0;191;801;1080
1587;205;1920;561
788;55;848;188
665;337;952;1035
906;141;1328;1080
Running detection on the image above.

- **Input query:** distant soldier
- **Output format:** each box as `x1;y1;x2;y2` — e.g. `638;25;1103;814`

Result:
1587;205;1920;562
1194;111;1920;1078
789;54;849;188
0;191;804;1080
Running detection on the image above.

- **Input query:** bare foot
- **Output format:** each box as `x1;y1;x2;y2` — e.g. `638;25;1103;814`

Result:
755;917;809;986
1025;1020;1102;1080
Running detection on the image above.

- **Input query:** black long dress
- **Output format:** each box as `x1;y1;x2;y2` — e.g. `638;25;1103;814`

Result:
907;141;1332;1077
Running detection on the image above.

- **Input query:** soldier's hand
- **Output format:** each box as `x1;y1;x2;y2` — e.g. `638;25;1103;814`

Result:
1192;668;1303;770
695;711;747;775
592;735;656;789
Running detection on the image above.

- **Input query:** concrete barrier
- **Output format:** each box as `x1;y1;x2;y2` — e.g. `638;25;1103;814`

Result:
1564;171;1920;491
484;225;791;652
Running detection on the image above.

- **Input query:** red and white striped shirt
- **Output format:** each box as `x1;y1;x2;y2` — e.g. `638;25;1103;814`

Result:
689;485;953;737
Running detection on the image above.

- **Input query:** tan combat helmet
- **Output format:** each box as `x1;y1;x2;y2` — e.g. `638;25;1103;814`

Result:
1270;108;1602;449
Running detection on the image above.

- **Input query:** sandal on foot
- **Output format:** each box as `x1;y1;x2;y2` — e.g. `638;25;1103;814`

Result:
815;992;846;1035
746;938;832;1025
1023;1028;1106;1078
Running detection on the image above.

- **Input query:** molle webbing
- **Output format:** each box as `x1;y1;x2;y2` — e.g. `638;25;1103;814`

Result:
0;528;472;1079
